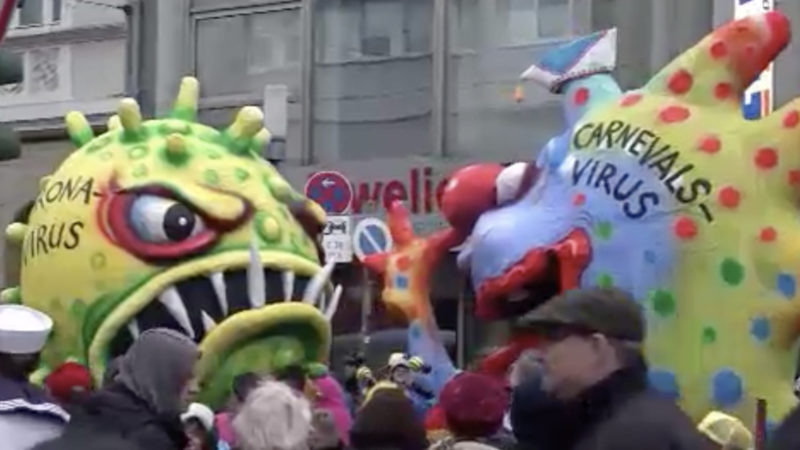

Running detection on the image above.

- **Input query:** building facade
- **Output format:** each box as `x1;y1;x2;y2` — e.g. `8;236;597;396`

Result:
4;0;800;364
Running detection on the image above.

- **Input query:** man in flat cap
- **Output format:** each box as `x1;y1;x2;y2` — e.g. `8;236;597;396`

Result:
0;304;68;448
511;287;709;450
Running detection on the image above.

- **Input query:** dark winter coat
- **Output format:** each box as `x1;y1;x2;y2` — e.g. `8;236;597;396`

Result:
54;382;187;450
512;360;709;450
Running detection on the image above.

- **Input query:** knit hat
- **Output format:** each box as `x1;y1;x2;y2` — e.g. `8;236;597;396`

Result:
697;411;753;450
44;362;92;403
439;372;508;439
350;384;428;450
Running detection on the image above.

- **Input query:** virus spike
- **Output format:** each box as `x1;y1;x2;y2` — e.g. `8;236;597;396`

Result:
118;98;144;140
0;287;20;304
644;11;790;107
225;106;264;155
107;114;122;131
4;222;27;244
64;111;94;148
164;133;189;166
250;128;272;155
171;77;200;121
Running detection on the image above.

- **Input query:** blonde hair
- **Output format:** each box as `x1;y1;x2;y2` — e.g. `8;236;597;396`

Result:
233;380;313;450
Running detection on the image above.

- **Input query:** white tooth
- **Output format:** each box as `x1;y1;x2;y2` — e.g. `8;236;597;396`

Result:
247;235;266;308
201;311;217;334
303;260;336;305
508;290;528;303
282;271;295;302
324;285;343;321
209;272;229;316
127;320;140;339
158;287;195;338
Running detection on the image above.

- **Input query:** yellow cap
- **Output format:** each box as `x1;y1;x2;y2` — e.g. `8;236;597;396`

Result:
363;380;400;404
697;411;753;450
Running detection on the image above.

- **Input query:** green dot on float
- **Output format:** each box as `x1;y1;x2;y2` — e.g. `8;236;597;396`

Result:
597;273;614;287
702;326;717;344
720;258;744;285
594;221;613;240
649;289;676;317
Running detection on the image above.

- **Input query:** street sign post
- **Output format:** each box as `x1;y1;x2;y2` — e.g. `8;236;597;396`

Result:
352;217;392;261
735;0;774;120
322;215;353;263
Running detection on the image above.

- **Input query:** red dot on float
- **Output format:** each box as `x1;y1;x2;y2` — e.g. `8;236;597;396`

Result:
674;216;698;240
755;147;778;169
574;87;590;106
573;193;586;206
698;135;721;154
789;169;800;185
396;256;411;271
714;82;733;100
718;186;741;208
760;227;777;242
668;69;693;95
710;41;727;59
784;111;800;128
621;93;642;107
659;105;690;123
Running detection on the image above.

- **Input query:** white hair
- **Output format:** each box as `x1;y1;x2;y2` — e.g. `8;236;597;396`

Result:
233;380;313;450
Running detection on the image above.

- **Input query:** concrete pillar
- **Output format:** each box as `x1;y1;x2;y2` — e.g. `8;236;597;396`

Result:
137;0;191;117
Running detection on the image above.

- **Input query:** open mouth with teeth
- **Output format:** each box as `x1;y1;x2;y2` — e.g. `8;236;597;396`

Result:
86;241;340;407
475;229;592;319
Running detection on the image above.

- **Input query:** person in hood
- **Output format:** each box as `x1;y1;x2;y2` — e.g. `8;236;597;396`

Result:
0;305;69;449
429;372;514;450
52;327;200;450
514;287;708;450
350;382;428;450
313;375;352;446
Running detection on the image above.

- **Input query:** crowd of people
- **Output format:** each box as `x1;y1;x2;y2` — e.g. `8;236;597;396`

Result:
2;287;800;449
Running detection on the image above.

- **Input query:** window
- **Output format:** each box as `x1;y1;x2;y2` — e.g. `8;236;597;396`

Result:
453;0;571;50
0;46;68;102
316;0;432;63
247;10;301;73
11;0;62;28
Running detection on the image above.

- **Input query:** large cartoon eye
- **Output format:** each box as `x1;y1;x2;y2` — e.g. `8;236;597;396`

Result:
129;195;206;243
104;189;220;262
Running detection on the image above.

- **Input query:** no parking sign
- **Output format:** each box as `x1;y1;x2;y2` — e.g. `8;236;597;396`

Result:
352;218;392;261
304;171;352;214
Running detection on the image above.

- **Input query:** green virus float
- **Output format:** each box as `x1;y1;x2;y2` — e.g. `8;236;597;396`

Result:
2;78;340;407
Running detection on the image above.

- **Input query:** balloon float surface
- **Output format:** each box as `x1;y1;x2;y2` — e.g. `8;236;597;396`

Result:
363;11;800;425
1;78;340;407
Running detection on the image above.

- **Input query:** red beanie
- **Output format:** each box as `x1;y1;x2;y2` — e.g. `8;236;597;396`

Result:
45;362;93;403
439;372;508;439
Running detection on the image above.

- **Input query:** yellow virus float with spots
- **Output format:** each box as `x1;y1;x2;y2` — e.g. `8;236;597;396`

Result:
364;11;800;426
2;78;341;407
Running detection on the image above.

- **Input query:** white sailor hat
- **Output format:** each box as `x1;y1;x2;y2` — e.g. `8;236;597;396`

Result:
0;304;53;354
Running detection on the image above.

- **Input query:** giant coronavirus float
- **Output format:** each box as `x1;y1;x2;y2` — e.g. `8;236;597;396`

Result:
362;11;800;425
1;78;341;407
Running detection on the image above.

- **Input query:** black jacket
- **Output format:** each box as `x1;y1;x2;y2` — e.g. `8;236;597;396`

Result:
54;383;187;450
512;361;710;450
